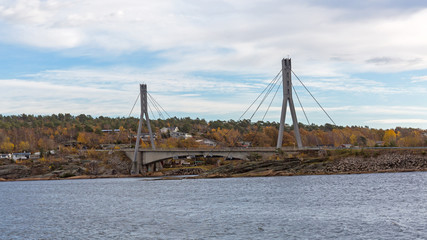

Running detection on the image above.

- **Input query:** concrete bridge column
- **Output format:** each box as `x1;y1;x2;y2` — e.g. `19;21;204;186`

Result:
131;151;142;174
155;161;163;171
147;163;154;172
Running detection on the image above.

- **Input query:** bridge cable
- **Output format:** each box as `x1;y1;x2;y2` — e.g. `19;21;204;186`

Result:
148;95;165;119
148;93;172;119
128;93;140;118
147;94;163;119
292;86;310;125
293;85;320;147
263;81;282;122
149;94;165;119
248;73;281;120
292;70;336;125
238;69;282;120
233;71;281;147
126;93;141;149
207;69;282;155
228;72;282;151
147;101;157;120
246;80;282;147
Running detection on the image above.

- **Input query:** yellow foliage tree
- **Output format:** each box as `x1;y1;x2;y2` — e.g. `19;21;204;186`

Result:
18;141;30;152
207;128;241;146
1;137;14;152
332;129;345;147
177;138;199;148
398;130;423;147
349;134;358;146
383;129;397;146
77;132;89;145
263;126;278;146
140;140;149;148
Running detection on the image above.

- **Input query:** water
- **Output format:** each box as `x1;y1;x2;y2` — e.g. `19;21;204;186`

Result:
1;172;426;239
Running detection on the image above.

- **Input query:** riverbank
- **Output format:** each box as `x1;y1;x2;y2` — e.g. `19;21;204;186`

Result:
199;149;427;178
1;149;427;181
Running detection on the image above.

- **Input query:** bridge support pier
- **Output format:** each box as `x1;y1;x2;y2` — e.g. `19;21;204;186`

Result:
145;162;163;172
132;84;156;174
277;58;303;149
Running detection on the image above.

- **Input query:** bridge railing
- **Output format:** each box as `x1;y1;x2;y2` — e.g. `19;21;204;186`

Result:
122;146;327;151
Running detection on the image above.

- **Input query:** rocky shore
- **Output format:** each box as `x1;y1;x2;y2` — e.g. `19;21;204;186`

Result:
1;149;427;181
200;149;427;178
0;151;132;181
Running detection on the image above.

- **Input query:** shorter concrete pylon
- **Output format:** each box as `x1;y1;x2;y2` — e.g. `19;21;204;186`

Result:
132;84;156;174
276;58;303;149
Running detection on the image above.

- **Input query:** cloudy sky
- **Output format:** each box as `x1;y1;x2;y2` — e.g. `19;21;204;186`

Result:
1;0;427;129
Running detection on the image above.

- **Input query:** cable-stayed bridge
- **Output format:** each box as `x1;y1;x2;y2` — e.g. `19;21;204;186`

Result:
124;58;334;173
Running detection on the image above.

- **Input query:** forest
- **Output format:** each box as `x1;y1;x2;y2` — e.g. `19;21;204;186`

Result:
1;114;426;154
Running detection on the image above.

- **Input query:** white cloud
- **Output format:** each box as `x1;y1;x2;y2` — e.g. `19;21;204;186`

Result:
0;67;269;118
22;68;262;94
411;75;427;83
1;1;427;128
1;0;427;75
357;106;427;116
300;77;403;94
367;119;427;124
0;78;246;117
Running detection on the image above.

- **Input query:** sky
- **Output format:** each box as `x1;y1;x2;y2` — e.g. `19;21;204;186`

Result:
1;0;427;129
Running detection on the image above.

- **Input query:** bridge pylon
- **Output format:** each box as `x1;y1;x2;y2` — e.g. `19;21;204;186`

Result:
277;58;303;149
132;84;156;174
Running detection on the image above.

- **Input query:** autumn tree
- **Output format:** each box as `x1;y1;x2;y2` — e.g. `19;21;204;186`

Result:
177;138;199;148
243;132;271;147
383;129;397;146
0;137;14;153
398;130;423;147
207;128;241;147
17;141;30;152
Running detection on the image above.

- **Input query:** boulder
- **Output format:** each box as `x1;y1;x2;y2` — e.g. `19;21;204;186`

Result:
0;164;31;179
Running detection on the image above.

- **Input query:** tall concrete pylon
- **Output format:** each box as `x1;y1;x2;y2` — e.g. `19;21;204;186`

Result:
132;84;156;174
276;58;303;149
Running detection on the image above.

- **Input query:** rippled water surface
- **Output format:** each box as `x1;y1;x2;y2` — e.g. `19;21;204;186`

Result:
1;172;427;239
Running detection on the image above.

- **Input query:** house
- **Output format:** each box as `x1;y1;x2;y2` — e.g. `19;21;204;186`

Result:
340;144;352;149
0;154;11;159
30;152;40;159
160;127;179;134
141;133;157;141
12;152;31;160
196;139;217;147
101;129;120;133
170;132;192;139
183;133;192;139
375;141;385;147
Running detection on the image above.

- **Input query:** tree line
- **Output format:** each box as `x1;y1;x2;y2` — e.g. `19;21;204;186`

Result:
1;114;426;153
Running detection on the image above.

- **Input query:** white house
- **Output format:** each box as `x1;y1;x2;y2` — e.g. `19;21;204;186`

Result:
170;132;192;139
160;127;179;134
196;139;217;146
141;133;157;141
0;154;11;159
12;153;31;160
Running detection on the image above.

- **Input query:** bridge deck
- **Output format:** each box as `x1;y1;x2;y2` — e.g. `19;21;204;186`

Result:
124;147;324;173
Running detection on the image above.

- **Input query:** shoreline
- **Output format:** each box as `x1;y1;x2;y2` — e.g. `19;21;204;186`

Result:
2;167;427;182
2;149;427;182
195;168;427;179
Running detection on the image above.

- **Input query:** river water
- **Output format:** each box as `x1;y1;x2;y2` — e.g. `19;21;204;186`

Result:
1;172;426;239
